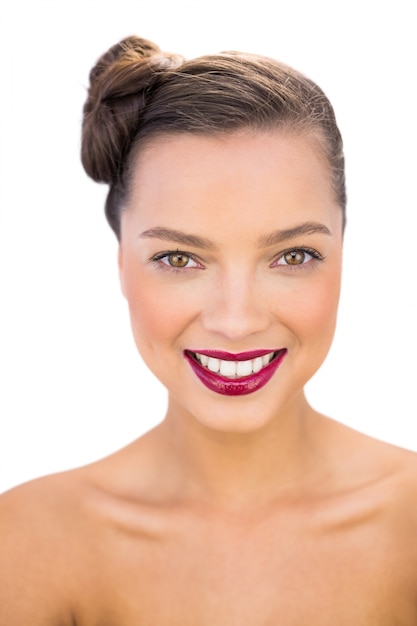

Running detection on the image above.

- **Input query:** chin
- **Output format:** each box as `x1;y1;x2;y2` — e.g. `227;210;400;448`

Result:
168;385;306;436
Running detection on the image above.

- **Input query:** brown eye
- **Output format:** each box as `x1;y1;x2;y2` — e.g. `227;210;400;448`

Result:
273;247;320;268
283;250;306;265
153;250;201;271
167;253;190;267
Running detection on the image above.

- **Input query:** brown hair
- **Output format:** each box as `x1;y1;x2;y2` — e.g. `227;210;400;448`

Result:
81;36;346;238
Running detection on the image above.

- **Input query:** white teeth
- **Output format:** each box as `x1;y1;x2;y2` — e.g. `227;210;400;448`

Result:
219;360;237;378
236;359;253;377
207;357;220;373
194;351;275;379
253;357;263;373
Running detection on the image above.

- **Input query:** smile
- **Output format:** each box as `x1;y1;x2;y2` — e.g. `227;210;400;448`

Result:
194;350;275;379
184;349;287;396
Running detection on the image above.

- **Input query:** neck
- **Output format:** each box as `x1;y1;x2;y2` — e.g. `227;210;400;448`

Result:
157;392;327;511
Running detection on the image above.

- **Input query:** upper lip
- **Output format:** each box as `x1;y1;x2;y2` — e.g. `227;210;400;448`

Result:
185;349;280;361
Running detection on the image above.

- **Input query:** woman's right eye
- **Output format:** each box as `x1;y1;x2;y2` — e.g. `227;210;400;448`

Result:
150;251;203;270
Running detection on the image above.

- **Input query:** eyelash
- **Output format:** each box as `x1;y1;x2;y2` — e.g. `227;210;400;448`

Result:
271;246;326;270
150;250;204;273
150;246;325;273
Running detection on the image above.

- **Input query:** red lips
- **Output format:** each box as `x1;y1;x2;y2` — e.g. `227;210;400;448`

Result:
184;349;287;396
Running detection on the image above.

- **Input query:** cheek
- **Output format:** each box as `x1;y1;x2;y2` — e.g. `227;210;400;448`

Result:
304;285;339;340
276;272;341;345
121;264;199;355
124;279;168;351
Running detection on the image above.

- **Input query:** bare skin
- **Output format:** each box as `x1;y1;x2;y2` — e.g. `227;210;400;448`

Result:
2;415;417;625
1;132;416;624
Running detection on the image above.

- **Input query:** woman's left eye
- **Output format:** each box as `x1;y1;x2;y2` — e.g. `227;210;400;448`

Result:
271;247;323;268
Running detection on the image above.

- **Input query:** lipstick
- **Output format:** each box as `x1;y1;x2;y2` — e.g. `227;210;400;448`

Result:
184;349;287;396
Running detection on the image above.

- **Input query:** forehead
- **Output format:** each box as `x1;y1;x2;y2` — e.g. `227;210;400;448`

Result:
126;131;341;238
134;129;329;180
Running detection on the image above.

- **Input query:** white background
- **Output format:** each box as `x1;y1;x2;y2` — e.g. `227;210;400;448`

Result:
0;0;416;494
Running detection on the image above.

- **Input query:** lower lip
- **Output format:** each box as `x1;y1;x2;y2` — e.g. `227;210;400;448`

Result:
184;350;287;396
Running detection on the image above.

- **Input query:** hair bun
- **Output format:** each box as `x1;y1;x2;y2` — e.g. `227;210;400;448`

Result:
81;36;182;185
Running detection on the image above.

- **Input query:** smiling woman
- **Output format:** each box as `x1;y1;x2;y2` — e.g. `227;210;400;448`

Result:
118;132;343;432
1;35;417;625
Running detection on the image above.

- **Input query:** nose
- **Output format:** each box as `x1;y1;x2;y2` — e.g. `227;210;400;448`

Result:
201;270;271;341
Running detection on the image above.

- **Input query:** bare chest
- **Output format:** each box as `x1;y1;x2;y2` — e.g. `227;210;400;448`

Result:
80;511;417;626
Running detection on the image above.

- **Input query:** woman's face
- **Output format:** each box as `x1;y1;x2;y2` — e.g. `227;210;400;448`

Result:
118;131;343;432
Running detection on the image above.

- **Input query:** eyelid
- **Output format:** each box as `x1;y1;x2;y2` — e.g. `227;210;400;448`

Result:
270;245;325;267
149;249;205;270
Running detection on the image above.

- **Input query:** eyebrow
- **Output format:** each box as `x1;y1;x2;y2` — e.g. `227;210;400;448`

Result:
139;221;331;249
139;227;216;249
257;222;332;247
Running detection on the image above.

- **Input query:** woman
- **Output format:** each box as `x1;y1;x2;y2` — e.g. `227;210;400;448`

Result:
1;35;417;624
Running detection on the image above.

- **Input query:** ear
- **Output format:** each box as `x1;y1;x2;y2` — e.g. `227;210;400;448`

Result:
118;246;127;298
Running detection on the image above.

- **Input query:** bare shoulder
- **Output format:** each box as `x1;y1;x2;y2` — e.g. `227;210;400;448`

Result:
0;470;95;625
356;425;417;493
370;438;417;575
0;446;160;626
386;440;417;509
324;415;417;522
